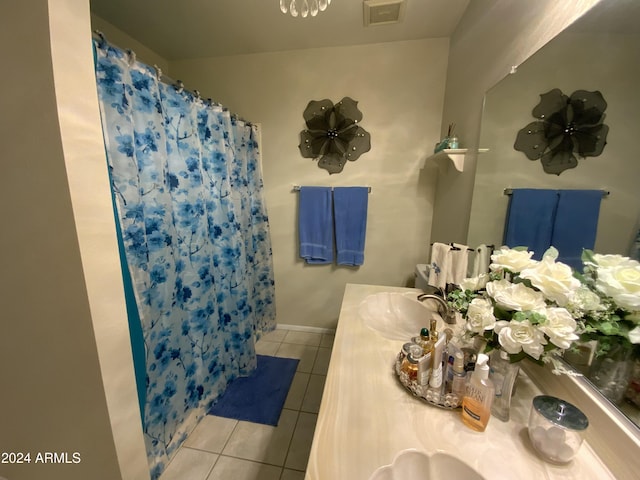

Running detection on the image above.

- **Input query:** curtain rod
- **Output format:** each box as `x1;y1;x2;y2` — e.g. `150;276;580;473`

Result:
91;30;253;126
292;185;372;193
503;188;609;197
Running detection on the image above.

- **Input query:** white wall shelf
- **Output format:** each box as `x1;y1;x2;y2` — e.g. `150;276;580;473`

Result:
428;148;489;172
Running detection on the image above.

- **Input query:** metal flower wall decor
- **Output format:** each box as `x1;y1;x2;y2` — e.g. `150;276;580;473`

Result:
298;97;371;174
514;88;609;175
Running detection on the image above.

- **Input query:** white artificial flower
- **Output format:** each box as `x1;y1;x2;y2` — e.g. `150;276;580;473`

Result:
591;254;640;269
490;247;538;273
486;279;546;312
628;326;640;344
465;297;496;333
519;248;581;306
495;319;547;360
459;273;489;292
570;285;605;312
539;307;579;349
596;263;640;311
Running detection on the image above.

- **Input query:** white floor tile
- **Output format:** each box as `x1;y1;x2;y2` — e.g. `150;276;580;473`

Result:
159;447;217;480
283;372;310;410
283;330;322;347
255;340;281;356
206;456;281;480
301;374;325;414
320;333;335;348
284;412;317;471
311;347;331;375
184;415;238;453
281;468;306;480
276;343;318;373
262;328;289;343
222;409;298;466
171;325;333;480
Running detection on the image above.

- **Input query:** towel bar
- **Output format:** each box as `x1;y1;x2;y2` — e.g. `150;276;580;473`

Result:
293;185;372;193
503;188;609;197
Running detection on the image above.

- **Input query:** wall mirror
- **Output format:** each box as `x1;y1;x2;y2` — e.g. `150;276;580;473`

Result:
469;0;640;429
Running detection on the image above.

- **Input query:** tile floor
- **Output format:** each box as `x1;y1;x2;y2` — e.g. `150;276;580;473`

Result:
159;328;334;480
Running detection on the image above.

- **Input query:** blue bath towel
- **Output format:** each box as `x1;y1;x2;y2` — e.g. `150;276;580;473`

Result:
298;186;333;264
333;187;369;266
552;190;602;270
504;189;558;260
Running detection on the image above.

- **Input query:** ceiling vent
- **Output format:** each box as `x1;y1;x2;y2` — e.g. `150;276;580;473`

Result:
363;0;406;26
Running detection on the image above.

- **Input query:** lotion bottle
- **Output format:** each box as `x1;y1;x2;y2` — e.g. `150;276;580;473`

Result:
461;353;494;432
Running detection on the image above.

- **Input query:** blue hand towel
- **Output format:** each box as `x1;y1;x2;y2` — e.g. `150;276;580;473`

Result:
298;186;333;264
333;187;369;266
552;190;602;270
504;189;558;260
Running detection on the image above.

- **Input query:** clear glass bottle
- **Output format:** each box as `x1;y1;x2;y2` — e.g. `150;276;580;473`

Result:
490;349;520;422
450;351;467;400
415;327;431;354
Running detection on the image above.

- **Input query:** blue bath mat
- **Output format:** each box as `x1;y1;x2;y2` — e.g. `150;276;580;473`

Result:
208;355;299;426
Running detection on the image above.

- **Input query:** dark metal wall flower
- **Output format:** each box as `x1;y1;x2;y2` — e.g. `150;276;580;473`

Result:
514;89;609;175
298;97;371;174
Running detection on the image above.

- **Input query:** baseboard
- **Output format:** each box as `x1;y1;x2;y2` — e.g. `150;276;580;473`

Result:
277;324;336;335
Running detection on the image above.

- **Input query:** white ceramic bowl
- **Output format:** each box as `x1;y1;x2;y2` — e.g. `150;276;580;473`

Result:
368;449;485;480
358;292;435;340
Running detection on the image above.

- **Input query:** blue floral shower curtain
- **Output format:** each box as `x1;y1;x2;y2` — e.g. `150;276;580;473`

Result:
93;41;276;478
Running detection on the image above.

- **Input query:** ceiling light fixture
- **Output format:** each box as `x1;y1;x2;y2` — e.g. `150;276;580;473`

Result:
280;0;331;18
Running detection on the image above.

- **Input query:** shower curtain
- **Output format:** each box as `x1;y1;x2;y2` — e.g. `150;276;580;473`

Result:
93;40;276;478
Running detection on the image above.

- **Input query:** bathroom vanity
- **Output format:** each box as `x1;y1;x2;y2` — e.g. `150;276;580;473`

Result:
305;283;614;480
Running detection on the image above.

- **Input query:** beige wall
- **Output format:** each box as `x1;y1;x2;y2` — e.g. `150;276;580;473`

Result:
468;32;640;255
431;0;603;246
170;39;449;330
0;1;147;479
91;13;169;73
49;1;150;478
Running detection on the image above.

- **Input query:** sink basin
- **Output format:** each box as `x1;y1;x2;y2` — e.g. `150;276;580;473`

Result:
358;292;435;340
369;449;485;480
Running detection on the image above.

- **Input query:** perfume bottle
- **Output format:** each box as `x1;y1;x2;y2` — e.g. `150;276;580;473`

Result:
401;345;423;382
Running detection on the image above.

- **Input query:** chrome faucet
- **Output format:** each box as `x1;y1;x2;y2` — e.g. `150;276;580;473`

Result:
417;293;457;324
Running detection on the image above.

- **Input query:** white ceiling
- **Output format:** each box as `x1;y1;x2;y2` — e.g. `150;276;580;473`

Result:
90;0;470;60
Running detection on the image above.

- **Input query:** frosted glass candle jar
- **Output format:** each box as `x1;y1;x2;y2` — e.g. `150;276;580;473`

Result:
528;395;589;464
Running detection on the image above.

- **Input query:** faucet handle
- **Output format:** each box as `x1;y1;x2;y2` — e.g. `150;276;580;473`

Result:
416;293;457;325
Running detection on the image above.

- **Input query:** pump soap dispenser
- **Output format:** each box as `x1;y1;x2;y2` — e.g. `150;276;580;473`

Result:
461;353;494;432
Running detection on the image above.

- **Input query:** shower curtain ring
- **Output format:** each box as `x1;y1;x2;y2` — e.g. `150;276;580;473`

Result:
126;49;136;66
94;30;107;47
175;80;184;93
153;65;162;81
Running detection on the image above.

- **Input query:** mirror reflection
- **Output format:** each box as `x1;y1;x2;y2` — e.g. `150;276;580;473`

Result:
469;0;640;427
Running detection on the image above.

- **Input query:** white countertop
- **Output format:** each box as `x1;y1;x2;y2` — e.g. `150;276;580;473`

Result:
305;283;614;480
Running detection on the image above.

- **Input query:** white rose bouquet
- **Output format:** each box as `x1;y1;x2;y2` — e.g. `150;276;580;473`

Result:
573;250;640;356
447;246;581;374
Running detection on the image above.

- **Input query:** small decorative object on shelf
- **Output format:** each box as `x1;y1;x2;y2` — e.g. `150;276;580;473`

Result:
434;123;458;153
514;88;609;175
